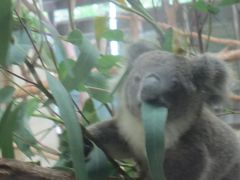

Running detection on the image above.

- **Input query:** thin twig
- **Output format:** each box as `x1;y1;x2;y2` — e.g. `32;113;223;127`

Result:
14;10;46;68
110;0;164;42
1;67;37;86
25;60;53;99
71;98;90;124
67;0;76;31
31;0;59;73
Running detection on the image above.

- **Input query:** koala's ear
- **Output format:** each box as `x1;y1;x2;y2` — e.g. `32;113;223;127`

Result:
191;54;229;105
127;40;158;67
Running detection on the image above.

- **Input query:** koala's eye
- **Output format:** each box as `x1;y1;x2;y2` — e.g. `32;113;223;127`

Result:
171;78;180;90
134;75;141;83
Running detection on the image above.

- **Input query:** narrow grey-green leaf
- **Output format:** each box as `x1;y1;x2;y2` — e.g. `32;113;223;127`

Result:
192;0;219;14
6;30;31;65
43;21;67;63
192;0;209;13
82;98;100;124
58;59;75;80
47;73;88;180
0;86;15;104
97;55;121;74
127;0;153;21
0;102;15;158
63;30;99;90
0;0;12;66
162;28;173;52
141;103;168;180
102;30;124;41
13;99;39;159
87;146;115;180
86;72;112;103
219;0;240;6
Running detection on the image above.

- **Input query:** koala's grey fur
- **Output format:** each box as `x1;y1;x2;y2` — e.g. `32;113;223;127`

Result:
88;43;240;180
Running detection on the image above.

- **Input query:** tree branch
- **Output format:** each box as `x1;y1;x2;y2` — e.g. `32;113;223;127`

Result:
0;159;74;180
158;22;240;47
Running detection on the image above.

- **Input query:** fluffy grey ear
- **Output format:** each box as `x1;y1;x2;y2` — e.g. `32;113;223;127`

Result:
191;54;229;105
127;40;158;68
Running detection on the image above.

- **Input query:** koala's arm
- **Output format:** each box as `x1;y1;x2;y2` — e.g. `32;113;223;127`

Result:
87;119;133;159
87;120;151;179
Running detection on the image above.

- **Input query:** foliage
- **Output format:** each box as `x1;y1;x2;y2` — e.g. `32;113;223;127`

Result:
0;0;239;180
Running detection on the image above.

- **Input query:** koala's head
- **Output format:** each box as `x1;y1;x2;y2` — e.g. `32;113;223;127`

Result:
124;51;228;120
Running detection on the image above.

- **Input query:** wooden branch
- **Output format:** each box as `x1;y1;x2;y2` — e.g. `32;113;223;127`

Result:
230;94;240;101
0;159;74;180
158;22;240;47
14;82;48;98
215;49;240;62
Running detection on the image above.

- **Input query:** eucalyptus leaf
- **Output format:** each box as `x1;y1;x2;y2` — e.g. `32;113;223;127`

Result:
141;103;168;180
63;30;99;90
219;0;240;6
162;28;173;52
102;30;124;42
86;72;112;103
47;73;88;180
43;21;67;63
192;0;209;13
0;86;15;104
6;30;32;65
192;0;219;14
0;0;12;66
94;16;108;41
82;98;100;124
13;99;40;159
87;146;115;180
0;102;15;158
58;59;76;80
97;55;121;69
127;0;153;21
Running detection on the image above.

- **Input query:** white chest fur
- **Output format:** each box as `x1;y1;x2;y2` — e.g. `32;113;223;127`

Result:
117;105;147;157
117;104;192;154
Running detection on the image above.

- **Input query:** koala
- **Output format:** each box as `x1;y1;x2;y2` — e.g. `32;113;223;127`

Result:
88;43;240;180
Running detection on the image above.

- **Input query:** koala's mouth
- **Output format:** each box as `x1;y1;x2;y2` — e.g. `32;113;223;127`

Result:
139;96;170;108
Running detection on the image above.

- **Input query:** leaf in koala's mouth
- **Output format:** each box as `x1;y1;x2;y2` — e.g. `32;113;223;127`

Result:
141;103;168;180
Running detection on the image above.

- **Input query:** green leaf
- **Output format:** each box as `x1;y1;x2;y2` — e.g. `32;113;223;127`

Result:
55;130;73;168
58;59;76;80
219;0;240;6
25;98;40;116
102;30;124;42
162;28;173;52
86;72;112;103
6;30;32;65
141;103;168;180
0;86;15;104
47;73;88;180
0;0;12;66
94;16;108;41
192;0;209;13
63;30;99;90
82;98;100;124
13;99;40;159
192;0;219;14
43;21;67;63
97;55;121;75
0;102;15;158
127;0;153;21
87;146;115;180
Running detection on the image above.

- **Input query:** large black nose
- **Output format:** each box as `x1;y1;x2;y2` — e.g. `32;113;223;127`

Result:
140;74;169;107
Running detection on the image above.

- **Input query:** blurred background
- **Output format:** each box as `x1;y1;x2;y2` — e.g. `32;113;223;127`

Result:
1;0;240;179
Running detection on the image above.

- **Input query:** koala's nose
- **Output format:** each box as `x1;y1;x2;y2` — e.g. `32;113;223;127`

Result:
140;75;168;106
141;75;159;99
